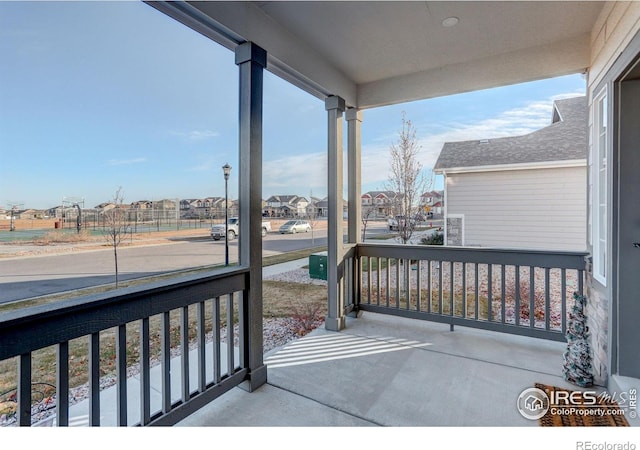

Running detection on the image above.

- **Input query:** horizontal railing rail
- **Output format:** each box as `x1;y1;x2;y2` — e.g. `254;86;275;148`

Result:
355;243;587;341
0;267;250;427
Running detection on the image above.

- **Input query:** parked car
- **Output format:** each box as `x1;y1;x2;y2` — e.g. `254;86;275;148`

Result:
279;219;311;234
387;215;416;231
210;217;272;240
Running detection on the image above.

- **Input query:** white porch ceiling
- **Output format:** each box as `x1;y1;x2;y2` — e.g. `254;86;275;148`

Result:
154;1;605;109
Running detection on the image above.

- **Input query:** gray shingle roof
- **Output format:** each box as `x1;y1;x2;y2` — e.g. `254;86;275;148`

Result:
434;96;587;171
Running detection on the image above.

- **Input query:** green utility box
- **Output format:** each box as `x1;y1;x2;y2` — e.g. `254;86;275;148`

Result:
309;252;327;280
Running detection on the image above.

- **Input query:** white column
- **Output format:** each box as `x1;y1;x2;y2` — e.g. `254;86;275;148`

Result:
346;108;362;244
325;96;346;331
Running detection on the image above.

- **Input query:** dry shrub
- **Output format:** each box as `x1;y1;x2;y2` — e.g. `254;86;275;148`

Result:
32;230;91;246
290;300;324;335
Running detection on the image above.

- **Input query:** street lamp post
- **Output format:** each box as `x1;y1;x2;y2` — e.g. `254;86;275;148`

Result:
222;163;232;266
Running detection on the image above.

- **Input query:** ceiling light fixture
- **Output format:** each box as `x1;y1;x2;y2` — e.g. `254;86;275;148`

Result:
442;16;459;27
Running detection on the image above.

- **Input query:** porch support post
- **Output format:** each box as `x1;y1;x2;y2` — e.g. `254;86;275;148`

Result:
346;108;362;244
325;95;346;331
235;41;267;391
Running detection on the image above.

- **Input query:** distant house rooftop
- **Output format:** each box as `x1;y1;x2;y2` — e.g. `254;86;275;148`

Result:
434;96;587;172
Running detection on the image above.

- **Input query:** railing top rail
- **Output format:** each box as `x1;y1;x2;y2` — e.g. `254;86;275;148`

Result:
0;267;249;361
356;243;587;270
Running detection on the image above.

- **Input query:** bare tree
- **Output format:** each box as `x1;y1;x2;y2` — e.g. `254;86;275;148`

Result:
361;205;375;241
102;187;127;288
386;112;432;244
306;191;320;248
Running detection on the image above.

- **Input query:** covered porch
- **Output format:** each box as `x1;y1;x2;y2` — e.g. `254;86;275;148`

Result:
2;0;639;437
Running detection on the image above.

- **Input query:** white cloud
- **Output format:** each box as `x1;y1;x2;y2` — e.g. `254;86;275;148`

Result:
262;153;328;198
187;157;218;172
361;95;579;188
107;157;147;166
170;130;220;142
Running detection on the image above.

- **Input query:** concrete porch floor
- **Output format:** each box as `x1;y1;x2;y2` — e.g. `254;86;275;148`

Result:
177;312;579;427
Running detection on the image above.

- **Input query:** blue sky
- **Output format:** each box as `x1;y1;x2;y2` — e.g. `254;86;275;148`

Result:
0;1;586;210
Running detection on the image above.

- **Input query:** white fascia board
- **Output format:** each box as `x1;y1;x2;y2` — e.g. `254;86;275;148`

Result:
435;159;586;175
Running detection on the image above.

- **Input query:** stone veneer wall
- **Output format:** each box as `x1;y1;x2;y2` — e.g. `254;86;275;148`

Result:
446;217;463;246
584;258;609;387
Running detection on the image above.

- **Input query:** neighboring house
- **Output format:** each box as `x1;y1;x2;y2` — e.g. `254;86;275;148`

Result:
361;191;398;218
431;201;443;216
95;202;116;213
434;96;587;251
13;209;43;220
264;195;309;217
420;190;443;216
305;196;324;217
130;200;153;210
47;206;64;219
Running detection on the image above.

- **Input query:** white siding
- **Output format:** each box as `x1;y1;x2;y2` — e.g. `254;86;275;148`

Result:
445;166;586;251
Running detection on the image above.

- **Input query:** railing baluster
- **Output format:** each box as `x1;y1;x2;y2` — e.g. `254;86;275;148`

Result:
578;269;584;295
501;265;506;324
89;332;100;426
449;261;454;316
416;260;421;312
544;268;551;331
239;289;247;370
140;318;151;426
376;257;381;306
18;353;32;426
227;293;235;375
406;259;411;310
161;312;171;414
396;259;400;308
213;297;221;384
367;257;372;305
386;259;390;307
181;306;190;403
561;268;567;334
197;301;206;393
515;265;521;327
461;262;467;317
427;260;432;313
438;261;443;315
530;267;535;328
56;342;69;427
116;324;128;426
474;263;479;319
487;264;493;322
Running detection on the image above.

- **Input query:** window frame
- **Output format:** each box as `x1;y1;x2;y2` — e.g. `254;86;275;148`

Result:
591;86;608;286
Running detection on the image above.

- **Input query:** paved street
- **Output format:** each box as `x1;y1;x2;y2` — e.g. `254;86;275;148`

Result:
0;221;438;304
0;228;329;304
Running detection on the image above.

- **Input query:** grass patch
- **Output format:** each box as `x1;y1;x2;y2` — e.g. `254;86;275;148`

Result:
360;256;398;272
262;246;326;266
